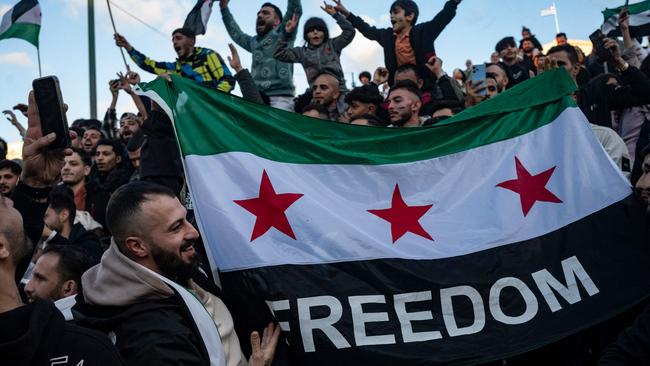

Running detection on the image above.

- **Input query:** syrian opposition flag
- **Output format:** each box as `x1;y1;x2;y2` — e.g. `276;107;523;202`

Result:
601;0;650;38
0;0;40;47
137;69;650;365
183;0;213;36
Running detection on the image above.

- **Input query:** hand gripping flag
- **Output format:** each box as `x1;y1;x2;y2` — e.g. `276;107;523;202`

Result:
183;0;214;36
0;0;41;47
137;69;650;365
602;0;650;38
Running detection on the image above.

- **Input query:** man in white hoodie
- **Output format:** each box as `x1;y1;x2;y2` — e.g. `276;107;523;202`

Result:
73;181;279;366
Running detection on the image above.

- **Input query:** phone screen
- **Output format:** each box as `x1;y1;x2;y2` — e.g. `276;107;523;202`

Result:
471;64;487;96
32;76;70;150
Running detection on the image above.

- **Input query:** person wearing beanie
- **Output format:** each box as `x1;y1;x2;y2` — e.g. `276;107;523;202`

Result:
274;3;355;92
113;28;235;92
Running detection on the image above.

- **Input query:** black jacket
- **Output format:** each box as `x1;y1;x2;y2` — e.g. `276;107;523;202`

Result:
49;223;104;264
599;304;650;365
0;300;126;366
347;0;458;87
73;295;211;366
83;180;111;230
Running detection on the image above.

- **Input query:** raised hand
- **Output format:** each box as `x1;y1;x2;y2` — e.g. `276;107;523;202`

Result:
3;109;27;138
321;1;337;16
332;0;349;17
227;43;242;72
21;91;76;188
113;33;133;52
126;71;141;85
248;323;281;366
116;72;133;94
285;13;299;34
425;55;443;78
373;66;389;85
109;79;120;97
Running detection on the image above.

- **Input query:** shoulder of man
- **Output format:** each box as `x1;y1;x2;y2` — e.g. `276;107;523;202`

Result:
59;323;128;365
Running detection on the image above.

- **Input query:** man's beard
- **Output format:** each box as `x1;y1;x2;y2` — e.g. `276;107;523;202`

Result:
392;111;413;127
257;22;274;36
151;242;200;284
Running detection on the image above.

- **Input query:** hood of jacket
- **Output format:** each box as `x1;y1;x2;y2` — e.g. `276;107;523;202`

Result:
81;241;174;306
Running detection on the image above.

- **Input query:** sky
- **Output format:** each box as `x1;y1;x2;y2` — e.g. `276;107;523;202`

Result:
0;0;643;144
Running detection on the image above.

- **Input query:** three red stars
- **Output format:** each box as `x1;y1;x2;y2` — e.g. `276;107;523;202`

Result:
368;184;434;243
234;170;303;241
497;156;562;216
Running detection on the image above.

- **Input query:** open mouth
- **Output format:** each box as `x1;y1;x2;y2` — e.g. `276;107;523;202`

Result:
180;242;195;254
256;18;265;27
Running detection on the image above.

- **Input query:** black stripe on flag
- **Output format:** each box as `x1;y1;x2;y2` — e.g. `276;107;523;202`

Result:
605;23;650;38
221;196;650;365
183;0;213;36
10;0;38;23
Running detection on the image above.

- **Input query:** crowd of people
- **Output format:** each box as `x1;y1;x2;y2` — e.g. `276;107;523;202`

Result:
1;0;650;365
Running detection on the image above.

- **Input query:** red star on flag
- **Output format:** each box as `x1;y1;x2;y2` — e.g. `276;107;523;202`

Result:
497;156;563;216
368;184;434;243
234;170;304;241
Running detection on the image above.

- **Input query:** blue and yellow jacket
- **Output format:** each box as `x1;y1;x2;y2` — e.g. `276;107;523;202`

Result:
129;47;235;92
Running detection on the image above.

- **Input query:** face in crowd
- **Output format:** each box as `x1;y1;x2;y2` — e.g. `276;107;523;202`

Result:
256;5;281;36
387;88;420;125
307;28;325;47
487;64;508;91
120;114;141;140
312;74;340;108
24;252;78;303
546;49;580;81
346;101;375;121
637;152;650;211
82;129;102;154
0;167;19;195
499;41;518;64
172;32;196;59
485;77;499;99
95;144;122;173
390;6;415;35
61;152;90;186
394;68;423;89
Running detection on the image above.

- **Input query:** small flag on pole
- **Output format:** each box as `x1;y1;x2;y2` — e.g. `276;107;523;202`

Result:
0;0;41;47
540;4;557;17
183;0;214;36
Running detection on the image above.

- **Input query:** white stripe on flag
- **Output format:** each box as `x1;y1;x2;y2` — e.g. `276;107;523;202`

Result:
14;4;40;25
186;107;631;271
0;8;14;35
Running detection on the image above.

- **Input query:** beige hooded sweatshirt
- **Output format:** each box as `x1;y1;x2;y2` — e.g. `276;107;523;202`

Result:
82;242;247;366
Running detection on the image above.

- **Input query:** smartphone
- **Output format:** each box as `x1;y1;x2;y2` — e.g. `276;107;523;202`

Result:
471;64;487;96
589;29;613;63
32;76;70;150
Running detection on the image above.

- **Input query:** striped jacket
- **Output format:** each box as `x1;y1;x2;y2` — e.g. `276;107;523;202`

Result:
129;47;235;92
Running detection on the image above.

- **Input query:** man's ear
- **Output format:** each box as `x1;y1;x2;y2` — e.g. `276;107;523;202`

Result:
125;236;148;259
61;279;78;297
60;210;70;225
405;13;415;25
572;62;581;79
0;238;10;261
83;165;91;177
417;78;424;90
413;100;422;114
368;104;377;114
116;155;122;165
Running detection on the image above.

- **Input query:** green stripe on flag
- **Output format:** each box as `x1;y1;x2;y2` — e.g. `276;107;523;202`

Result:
0;22;40;47
603;0;650;20
140;68;577;165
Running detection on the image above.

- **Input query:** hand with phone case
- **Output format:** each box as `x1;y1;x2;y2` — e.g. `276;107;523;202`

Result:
32;76;70;150
21;89;76;189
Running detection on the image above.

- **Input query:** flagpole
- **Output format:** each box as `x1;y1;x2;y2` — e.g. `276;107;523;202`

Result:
553;1;560;34
88;0;97;119
36;47;42;77
106;0;130;72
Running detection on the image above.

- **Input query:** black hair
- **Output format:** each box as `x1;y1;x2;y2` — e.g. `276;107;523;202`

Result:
303;17;329;45
388;79;422;100
642;143;650;162
69;126;84;140
351;114;385;127
344;84;383;107
302;101;329;116
390;0;419;25
556;32;567;39
0;137;7;160
522;26;531;34
0;159;21;175
261;2;283;21
495;37;517;53
547;44;579;66
95;139;125;157
486;62;508;75
49;185;76;226
42;245;96;289
359;71;372;81
107;181;176;250
395;63;422;80
70;147;92;167
172;27;196;38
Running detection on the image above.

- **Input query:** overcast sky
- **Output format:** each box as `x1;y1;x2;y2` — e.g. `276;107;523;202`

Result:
0;0;641;143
